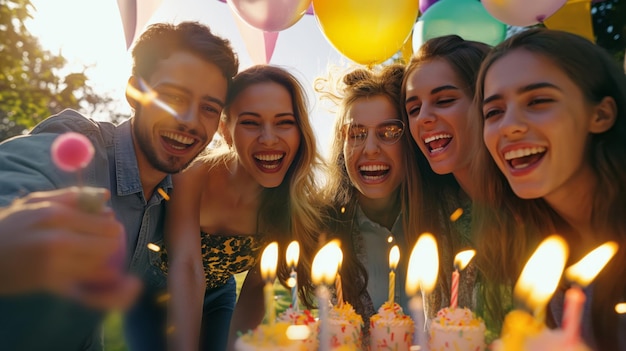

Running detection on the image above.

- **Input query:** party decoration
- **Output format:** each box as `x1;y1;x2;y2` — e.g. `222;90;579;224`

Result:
230;11;279;64
418;0;506;48
226;0;311;32
482;0;568;27
420;0;439;14
51;132;95;173
544;0;595;42
116;0;163;49
312;0;419;66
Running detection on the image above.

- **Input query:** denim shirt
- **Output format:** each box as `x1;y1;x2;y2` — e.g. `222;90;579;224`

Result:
0;109;171;350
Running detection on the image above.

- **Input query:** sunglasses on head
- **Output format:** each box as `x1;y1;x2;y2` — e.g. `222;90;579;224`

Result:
343;119;405;146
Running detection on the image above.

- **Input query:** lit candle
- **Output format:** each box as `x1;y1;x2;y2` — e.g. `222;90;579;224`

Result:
388;245;400;304
450;249;475;309
312;239;342;351
260;242;278;326
406;233;439;351
563;241;617;345
335;247;344;307
514;235;569;324
286;241;300;311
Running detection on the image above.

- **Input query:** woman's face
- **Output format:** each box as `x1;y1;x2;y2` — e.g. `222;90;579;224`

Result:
343;95;405;202
482;49;597;201
227;81;301;188
404;58;473;176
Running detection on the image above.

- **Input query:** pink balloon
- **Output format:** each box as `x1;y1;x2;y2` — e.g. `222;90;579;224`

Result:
481;0;567;27
226;0;312;32
51;132;95;172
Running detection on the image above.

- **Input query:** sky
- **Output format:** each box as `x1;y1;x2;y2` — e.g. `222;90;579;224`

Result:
25;0;356;156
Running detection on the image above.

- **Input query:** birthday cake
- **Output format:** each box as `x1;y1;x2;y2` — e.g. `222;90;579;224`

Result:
234;322;305;351
490;310;590;351
429;307;486;351
369;301;414;351
328;302;364;349
277;307;318;351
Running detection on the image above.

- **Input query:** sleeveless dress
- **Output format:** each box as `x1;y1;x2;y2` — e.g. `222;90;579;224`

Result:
159;232;265;288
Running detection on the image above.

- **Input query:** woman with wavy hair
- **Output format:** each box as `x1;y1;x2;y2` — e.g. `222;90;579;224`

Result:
402;35;491;323
141;65;327;351
315;63;450;341
473;28;626;350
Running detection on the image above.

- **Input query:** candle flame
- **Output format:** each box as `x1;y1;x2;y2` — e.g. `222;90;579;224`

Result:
389;245;400;270
405;233;439;296
260;242;279;282
514;235;568;311
565;241;618;287
311;239;342;285
286;241;300;268
454;249;476;270
615;303;626;314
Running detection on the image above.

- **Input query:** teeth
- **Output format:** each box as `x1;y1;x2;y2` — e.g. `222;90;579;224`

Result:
359;164;389;172
162;132;194;145
504;147;546;161
254;153;284;161
424;133;452;144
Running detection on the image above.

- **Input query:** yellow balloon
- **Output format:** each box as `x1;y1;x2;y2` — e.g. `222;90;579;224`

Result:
312;0;419;66
544;0;594;43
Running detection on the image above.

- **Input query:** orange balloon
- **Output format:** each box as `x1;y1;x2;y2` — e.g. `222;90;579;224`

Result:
312;0;419;66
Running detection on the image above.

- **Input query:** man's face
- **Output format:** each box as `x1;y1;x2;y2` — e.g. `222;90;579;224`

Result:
129;51;228;174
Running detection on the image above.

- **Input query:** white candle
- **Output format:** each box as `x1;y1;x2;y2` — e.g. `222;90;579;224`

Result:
317;285;330;351
286;241;300;311
311;240;342;351
406;233;439;351
260;242;278;326
409;293;426;350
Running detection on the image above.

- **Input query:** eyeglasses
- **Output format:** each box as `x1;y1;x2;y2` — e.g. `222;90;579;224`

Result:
343;119;405;146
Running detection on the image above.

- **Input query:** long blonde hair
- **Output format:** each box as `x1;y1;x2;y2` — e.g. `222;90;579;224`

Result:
202;65;327;308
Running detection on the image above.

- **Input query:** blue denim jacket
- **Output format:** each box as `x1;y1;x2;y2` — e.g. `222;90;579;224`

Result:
0;109;171;350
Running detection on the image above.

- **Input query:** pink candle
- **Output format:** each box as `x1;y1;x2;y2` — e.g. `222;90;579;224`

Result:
562;285;585;345
450;269;459;308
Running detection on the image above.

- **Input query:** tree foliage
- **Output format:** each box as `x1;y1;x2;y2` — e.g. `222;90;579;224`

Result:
0;0;128;141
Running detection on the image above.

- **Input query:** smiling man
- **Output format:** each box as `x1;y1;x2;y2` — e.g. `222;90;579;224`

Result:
0;21;238;350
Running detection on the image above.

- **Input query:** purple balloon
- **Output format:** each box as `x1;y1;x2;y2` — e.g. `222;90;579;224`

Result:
420;0;439;13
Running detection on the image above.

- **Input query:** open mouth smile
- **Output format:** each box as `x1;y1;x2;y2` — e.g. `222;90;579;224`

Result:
504;146;547;170
424;133;452;153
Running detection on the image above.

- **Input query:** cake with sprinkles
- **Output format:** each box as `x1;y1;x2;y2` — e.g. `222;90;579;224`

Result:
277;307;318;351
369;301;414;351
234;321;305;351
328;302;364;349
429;307;486;351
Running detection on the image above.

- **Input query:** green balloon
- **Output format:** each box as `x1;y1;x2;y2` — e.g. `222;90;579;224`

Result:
419;0;506;46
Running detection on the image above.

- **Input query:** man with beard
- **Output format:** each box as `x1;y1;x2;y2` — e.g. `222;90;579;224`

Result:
0;21;239;350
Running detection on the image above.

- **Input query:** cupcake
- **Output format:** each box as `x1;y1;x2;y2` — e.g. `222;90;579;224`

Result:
234;322;305;351
327;302;364;350
429;307;486;351
369;301;414;351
